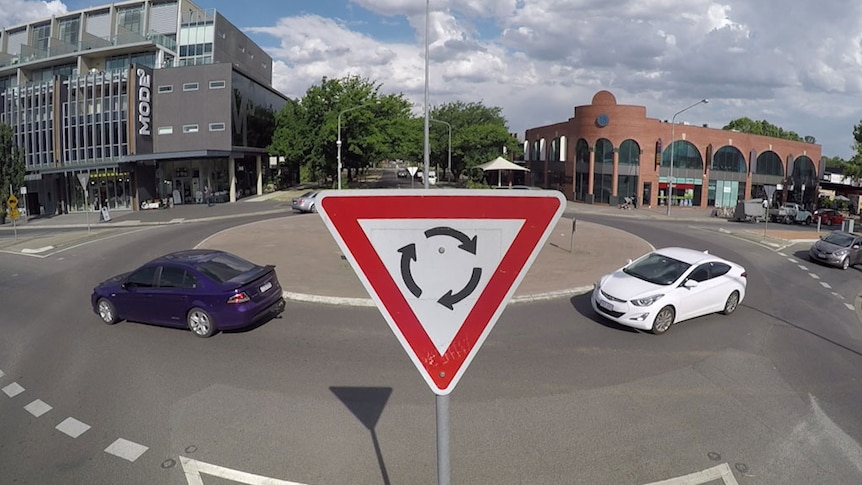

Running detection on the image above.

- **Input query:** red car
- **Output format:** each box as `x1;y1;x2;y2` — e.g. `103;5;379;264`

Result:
814;208;844;227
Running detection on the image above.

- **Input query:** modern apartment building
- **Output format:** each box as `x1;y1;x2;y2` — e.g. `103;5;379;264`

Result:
524;90;822;210
0;0;287;215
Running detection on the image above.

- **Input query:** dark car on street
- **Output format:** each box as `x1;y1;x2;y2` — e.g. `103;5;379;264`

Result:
91;250;285;337
809;230;862;270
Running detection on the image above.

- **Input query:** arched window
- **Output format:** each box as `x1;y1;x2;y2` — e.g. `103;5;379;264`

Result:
791;156;817;184
711;146;746;172
531;140;540;161
595;138;613;165
575;138;589;163
619;139;640;165
755;151;783;176
662;140;703;170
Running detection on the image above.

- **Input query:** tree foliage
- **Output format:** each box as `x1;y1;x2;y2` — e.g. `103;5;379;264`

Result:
722;117;813;143
268;77;517;186
0;123;25;216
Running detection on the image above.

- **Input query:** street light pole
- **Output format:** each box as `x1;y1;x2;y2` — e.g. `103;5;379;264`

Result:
337;104;371;190
431;119;451;182
666;98;708;215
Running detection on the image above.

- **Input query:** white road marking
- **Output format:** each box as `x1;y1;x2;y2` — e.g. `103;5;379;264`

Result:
169;218;186;223
24;399;52;417
21;246;55;254
820;282;832;289
798;264;809;271
105;438;149;462
787;258;797;263
846;303;855;311
808;273;820;280
2;382;25;397
56;417;90;438
778;252;787;257
642;462;739;485
0;369;4;378
832;292;844;299
180;456;308;485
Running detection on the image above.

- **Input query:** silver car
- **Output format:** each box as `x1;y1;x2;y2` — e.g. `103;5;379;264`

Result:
291;190;320;213
809;230;862;270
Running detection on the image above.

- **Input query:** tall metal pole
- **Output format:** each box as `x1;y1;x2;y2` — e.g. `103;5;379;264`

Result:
431;119;451;182
423;0;430;190
666;99;708;215
437;394;450;485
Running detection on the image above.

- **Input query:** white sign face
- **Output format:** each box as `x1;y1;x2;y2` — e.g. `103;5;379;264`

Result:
407;166;419;177
360;218;524;354
77;173;90;192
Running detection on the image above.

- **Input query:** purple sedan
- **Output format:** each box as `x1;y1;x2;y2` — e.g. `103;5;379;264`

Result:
91;249;285;337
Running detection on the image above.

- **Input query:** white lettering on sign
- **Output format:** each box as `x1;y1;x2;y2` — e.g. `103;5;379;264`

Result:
137;68;151;136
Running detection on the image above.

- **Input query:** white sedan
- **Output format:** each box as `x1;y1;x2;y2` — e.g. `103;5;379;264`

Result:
591;247;747;335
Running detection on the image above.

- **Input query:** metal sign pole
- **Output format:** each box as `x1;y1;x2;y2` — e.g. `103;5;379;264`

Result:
85;193;90;233
436;394;450;485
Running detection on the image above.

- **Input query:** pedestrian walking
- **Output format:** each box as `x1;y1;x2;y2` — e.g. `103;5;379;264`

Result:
204;185;213;206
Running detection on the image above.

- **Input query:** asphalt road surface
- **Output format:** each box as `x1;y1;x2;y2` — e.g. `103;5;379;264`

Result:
1;205;861;484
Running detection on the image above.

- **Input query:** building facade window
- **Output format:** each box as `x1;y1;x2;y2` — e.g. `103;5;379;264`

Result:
158;85;173;93
209;122;225;131
209;80;226;89
57;17;80;46
183;82;199;91
158;126;173;135
182;124;199;133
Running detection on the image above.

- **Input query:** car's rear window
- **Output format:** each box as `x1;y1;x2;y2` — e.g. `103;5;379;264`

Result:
196;253;258;283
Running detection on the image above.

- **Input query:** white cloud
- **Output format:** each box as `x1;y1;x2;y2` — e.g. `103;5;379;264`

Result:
0;0;67;28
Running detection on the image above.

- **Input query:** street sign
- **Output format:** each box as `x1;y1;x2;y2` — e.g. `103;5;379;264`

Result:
317;189;565;394
407;166;418;177
9;208;19;219
76;173;90;192
7;194;18;208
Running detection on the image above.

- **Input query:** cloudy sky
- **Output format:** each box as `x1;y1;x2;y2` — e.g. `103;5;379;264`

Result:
5;0;862;159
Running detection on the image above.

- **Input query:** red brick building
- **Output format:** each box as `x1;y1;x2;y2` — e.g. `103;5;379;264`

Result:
523;90;822;209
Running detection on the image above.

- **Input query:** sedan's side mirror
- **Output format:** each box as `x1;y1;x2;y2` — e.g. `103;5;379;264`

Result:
683;279;699;289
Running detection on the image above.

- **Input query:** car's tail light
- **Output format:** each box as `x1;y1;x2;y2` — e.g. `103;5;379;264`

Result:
227;292;250;304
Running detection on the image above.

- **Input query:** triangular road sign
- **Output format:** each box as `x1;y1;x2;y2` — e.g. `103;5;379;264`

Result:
317;189;565;394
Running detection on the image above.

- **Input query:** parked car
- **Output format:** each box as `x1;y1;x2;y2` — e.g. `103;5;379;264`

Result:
91;249;285;337
291;190;320;213
808;230;862;270
591;247;747;335
426;170;437;185
813;208;844;227
396;168;408;178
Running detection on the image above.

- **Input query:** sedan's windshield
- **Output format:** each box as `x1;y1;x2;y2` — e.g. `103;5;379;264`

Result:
822;232;854;247
623;253;691;285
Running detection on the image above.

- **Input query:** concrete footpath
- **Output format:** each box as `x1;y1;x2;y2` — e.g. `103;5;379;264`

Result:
0;191;831;306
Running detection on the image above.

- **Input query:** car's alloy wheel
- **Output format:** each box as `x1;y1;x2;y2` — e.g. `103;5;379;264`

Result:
651;306;675;335
188;307;216;338
310;204;317;213
721;290;740;315
841;256;850;270
97;298;119;325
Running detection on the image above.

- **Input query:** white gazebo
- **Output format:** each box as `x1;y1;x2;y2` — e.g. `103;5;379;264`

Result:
476;156;530;187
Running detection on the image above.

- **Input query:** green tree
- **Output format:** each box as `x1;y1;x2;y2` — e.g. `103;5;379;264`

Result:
722;117;814;143
0;123;25;219
269;75;415;186
427;101;521;179
844;121;862;183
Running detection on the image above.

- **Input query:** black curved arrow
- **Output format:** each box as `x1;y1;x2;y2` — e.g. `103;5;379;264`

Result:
397;243;422;298
438;267;482;310
424;226;477;254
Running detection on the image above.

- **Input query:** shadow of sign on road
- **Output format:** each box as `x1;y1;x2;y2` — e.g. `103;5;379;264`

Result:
330;386;393;485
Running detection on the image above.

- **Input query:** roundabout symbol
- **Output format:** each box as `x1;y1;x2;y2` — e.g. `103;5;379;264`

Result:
398;226;481;310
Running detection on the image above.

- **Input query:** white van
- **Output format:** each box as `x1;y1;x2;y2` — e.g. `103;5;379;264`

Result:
427;170;437;185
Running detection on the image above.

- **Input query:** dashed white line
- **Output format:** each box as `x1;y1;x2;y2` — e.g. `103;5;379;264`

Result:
2;382;25;397
0;369;4;378
832;292;844;299
105;438;148;462
798;264;809;271
56;417;91;438
846;303;855;311
820;282;832;289
808;273;820;280
787;258;798;263
778;252;787;257
24;399;52;417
